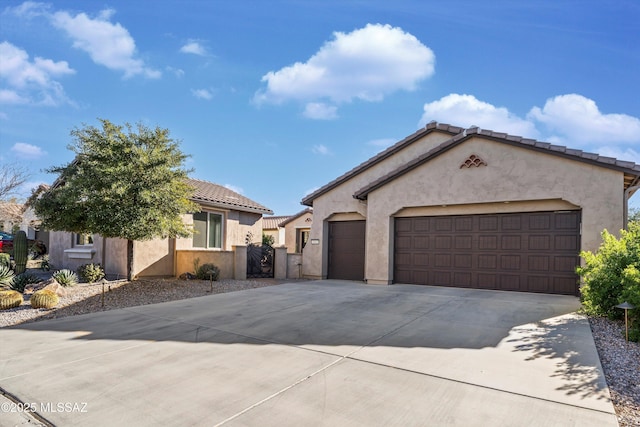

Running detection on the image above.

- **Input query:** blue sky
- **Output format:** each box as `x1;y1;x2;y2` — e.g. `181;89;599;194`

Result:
1;0;639;215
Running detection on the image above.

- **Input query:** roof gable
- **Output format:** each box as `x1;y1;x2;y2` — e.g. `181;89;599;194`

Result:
354;125;640;200
279;208;312;227
301;122;462;206
187;178;273;214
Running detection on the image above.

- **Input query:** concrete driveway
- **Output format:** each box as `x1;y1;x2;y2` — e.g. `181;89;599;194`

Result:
0;281;616;426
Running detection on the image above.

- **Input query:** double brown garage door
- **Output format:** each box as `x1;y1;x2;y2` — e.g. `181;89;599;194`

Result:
394;211;581;295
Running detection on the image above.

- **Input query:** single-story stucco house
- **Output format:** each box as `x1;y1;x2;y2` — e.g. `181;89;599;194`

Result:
301;122;640;296
49;178;273;279
262;208;313;253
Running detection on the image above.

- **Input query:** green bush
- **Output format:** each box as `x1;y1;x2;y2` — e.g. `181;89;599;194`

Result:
577;223;640;341
195;263;220;281
52;269;79;287
11;273;42;293
77;263;105;283
40;255;52;271
0;265;15;290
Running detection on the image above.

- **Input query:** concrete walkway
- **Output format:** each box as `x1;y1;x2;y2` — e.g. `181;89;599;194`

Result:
0;281;616;426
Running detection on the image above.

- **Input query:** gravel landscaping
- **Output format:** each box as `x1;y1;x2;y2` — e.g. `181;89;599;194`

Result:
1;277;638;425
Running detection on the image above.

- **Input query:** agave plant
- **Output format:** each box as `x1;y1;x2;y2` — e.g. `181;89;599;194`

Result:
0;265;15;290
52;269;79;287
11;273;41;293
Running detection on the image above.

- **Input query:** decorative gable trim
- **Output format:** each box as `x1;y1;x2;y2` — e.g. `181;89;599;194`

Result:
460;154;487;168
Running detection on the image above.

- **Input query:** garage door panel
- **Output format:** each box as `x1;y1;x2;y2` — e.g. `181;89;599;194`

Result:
501;255;521;270
433;271;451;285
555;235;579;251
501;235;521;250
528;255;550;271
529;235;550;250
478;255;497;270
479;235;498;250
394;211;580;295
528;276;550;292
414;236;429;249
454;254;472;268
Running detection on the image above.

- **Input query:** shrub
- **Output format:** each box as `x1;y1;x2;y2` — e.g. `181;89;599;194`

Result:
52;269;79;287
11;273;41;293
40;254;51;271
77;263;105;283
195;263;220;281
0;265;15;290
30;289;59;309
0;290;23;310
577;223;640;341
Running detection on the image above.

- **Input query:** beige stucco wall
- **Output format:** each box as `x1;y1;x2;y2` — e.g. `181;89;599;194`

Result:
48;231;107;274
305;134;625;283
175;250;235;280
176;210;263;252
133;238;174;278
263;228;280;245
284;211;313;253
302;130;454;279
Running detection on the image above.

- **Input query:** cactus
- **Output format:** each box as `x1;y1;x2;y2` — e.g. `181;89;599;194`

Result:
13;230;28;275
77;263;105;283
30;289;59;309
0;290;23;310
52;269;79;287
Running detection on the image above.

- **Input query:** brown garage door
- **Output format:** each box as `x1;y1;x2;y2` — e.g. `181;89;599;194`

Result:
394;211;581;295
328;221;365;281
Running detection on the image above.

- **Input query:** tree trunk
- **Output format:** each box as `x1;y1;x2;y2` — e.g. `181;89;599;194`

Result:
127;239;135;281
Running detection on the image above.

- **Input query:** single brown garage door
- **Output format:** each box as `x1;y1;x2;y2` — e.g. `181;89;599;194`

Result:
328;221;365;281
394;211;581;295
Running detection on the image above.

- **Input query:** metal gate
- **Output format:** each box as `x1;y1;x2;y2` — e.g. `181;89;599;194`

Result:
247;243;274;278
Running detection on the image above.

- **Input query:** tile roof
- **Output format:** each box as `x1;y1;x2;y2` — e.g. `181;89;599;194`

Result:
353;124;640;200
187;178;273;215
263;215;291;230
0;202;24;222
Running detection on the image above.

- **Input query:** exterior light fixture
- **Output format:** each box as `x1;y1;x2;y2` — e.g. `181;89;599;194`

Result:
615;301;636;342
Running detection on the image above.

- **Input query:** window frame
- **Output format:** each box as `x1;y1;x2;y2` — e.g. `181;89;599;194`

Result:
192;210;225;250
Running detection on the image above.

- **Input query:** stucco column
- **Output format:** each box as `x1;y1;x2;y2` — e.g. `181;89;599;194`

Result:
274;246;287;280
233;245;247;280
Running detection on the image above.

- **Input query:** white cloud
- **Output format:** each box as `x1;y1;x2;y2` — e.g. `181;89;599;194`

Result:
0;41;75;105
191;88;213;100
312;144;331;155
303;102;338;120
528;94;640;144
180;40;207;56
4;1;50;18
51;8;160;78
420;94;539;138
166;66;184;78
418;92;640;164
255;23;435;118
10;142;46;159
368;138;397;148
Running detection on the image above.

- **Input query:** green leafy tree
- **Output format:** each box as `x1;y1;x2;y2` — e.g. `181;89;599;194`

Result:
33;119;199;280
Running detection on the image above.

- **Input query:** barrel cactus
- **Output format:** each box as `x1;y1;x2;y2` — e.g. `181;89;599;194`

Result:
0;290;23;310
13;230;28;275
30;289;59;309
